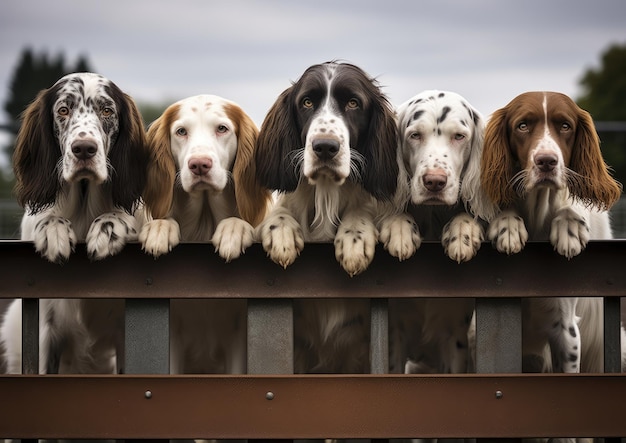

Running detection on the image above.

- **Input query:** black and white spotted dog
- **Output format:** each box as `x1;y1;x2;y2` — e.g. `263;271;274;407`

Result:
1;72;149;374
381;90;495;375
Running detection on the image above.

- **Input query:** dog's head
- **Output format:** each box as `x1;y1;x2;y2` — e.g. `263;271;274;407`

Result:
13;72;148;214
255;61;398;200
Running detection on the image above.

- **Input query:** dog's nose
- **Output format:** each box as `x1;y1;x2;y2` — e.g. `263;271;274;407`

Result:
423;172;447;192
71;141;97;160
535;153;558;172
188;156;213;175
312;138;340;161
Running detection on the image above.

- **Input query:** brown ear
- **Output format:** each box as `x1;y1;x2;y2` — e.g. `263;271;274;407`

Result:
482;107;517;207
568;107;622;210
143;105;178;219
226;103;272;226
13;85;64;213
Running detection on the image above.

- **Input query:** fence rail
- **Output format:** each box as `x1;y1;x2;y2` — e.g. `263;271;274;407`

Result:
0;240;625;441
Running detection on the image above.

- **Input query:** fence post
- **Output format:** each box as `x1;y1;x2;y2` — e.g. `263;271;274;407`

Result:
125;299;170;374
247;299;293;374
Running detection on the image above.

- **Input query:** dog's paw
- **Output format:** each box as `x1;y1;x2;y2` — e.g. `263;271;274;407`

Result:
258;212;304;268
550;208;590;259
87;212;138;260
139;218;181;258
33;216;76;263
212;217;254;262
487;210;528;255
334;218;377;276
379;213;421;261
442;213;483;263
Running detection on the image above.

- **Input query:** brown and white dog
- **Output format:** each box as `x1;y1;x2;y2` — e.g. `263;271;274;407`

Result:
481;91;622;373
1;72;149;374
140;95;271;373
254;62;398;373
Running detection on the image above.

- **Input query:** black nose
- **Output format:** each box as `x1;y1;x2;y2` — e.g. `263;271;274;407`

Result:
71;141;98;160
312;138;340;161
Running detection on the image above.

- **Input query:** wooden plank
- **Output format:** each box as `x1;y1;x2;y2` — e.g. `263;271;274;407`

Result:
0;374;625;440
1;240;625;299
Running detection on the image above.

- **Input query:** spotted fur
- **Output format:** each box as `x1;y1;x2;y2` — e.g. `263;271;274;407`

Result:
254;61;398;373
2;72;148;375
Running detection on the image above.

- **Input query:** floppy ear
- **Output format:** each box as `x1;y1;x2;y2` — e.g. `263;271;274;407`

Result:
568;107;622;210
107;83;150;214
143;105;178;219
225;103;272;227
481;107;517;208
255;88;301;192
13;84;63;213
460;109;498;221
361;97;399;201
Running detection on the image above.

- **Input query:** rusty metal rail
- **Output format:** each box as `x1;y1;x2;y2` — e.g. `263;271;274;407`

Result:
0;240;624;440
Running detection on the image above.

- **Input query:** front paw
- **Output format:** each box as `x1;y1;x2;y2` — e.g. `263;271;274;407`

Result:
139;218;180;258
87;212;138;260
334;220;377;276
550;209;590;259
487;211;528;255
212;217;254;262
442;213;483;263
258;212;304;268
33;216;76;263
379;213;421;261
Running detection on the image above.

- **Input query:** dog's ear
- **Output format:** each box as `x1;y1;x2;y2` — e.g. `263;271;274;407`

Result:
226;103;272;226
460;107;498;221
482;106;517;208
13;84;64;214
360;96;399;201
255;87;301;192
568;106;622;210
107;82;150;214
143;105;178;219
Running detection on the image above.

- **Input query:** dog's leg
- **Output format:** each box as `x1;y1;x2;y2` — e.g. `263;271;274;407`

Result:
86;211;139;260
487;209;528;255
334;210;378;276
550;206;590;259
548;298;581;373
442;213;483;263
257;206;305;268
379;212;421;261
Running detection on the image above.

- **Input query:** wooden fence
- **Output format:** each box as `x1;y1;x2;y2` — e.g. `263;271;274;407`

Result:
0;240;625;441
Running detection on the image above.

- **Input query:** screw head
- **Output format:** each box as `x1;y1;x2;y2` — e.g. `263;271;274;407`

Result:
145;390;152;399
495;390;503;399
265;391;274;400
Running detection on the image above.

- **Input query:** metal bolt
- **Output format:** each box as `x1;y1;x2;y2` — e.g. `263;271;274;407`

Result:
145;390;152;399
495;390;503;399
265;391;275;400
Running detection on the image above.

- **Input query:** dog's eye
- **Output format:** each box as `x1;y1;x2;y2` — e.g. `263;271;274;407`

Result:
517;122;528;132
302;98;313;109
175;127;188;137
409;132;422;141
101;107;114;117
347;98;359;110
217;125;228;134
561;122;572;132
454;134;466;141
58;106;70;117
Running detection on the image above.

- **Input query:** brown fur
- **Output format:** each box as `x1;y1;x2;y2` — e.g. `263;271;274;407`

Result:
481;91;622;210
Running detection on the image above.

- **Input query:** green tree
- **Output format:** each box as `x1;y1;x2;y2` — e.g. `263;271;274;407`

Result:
577;42;626;186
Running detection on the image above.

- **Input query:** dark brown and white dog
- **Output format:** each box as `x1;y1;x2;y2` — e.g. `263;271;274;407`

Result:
1;72;149;374
139;94;271;373
481;91;622;373
381;90;495;374
254;61;398;373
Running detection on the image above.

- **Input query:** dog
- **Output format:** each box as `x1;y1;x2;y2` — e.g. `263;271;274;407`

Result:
254;61;398;373
481;91;622;373
139;94;271;373
381;90;494;375
1;72;149;374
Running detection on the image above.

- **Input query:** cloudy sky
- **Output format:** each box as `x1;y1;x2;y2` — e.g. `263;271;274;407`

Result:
1;0;625;168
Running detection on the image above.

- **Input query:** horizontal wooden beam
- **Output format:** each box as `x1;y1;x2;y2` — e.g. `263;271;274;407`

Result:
1;240;625;299
1;374;625;440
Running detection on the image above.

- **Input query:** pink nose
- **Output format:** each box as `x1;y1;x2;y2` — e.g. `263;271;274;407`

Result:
534;153;558;172
423;172;447;192
188;156;213;176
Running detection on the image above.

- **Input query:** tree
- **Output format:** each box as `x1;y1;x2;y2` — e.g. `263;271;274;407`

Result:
577;42;626;186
